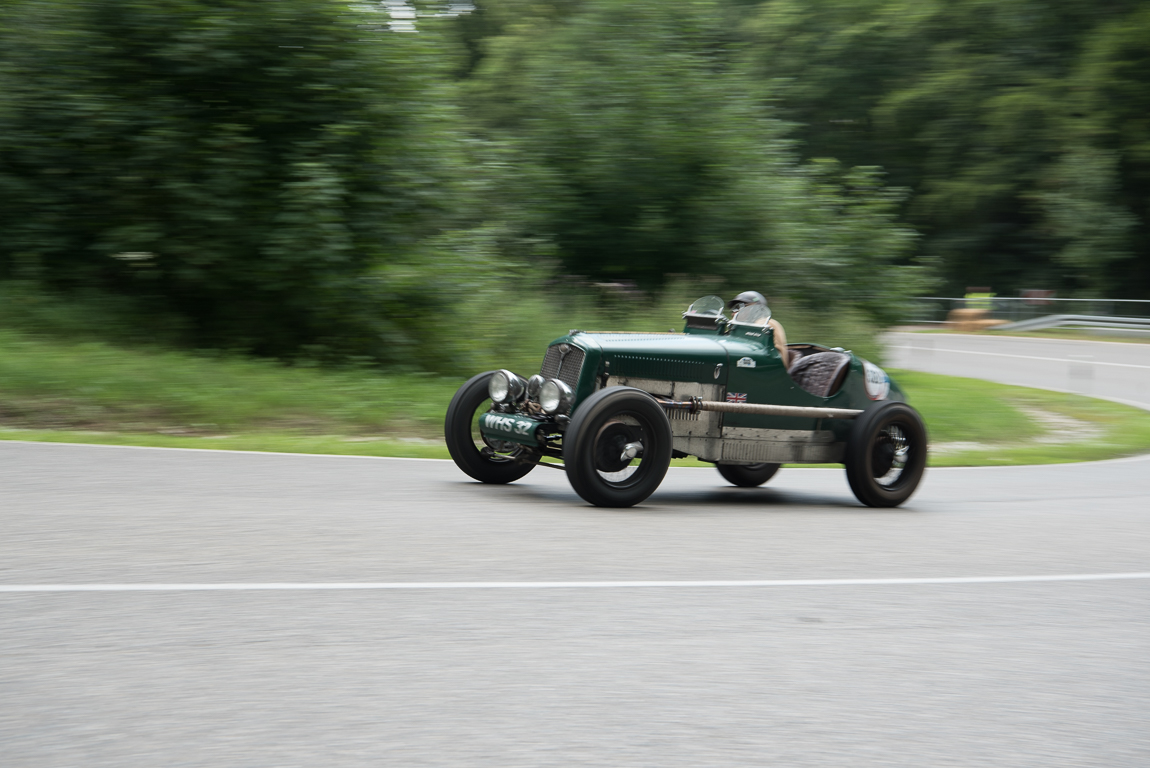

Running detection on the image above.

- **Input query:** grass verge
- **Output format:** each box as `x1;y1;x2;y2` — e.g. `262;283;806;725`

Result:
889;370;1150;466
1;329;1148;466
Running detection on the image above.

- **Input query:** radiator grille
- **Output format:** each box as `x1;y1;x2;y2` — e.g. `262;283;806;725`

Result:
540;344;585;390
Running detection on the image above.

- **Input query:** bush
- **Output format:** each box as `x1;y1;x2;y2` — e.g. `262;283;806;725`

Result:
0;0;455;359
463;0;931;322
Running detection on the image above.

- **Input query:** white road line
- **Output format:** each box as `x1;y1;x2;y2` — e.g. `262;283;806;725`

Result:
4;437;1149;467
889;344;1150;370
0;439;452;461
2;573;1148;593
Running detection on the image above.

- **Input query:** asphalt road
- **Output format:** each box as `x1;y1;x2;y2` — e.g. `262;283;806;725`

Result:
885;331;1150;410
2;439;1148;767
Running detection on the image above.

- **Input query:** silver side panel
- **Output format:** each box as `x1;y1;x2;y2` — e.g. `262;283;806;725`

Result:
604;377;845;464
722;427;837;442
605;377;723;439
674;429;844;465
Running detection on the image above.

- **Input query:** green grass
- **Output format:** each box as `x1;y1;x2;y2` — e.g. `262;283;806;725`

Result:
2;329;1149;466
0;329;458;437
890;369;1150;466
0;429;451;458
892;370;1041;443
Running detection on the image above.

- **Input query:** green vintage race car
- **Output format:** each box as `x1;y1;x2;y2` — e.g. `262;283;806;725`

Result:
445;293;927;508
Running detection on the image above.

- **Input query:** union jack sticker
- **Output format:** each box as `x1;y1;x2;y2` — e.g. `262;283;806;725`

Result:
726;392;747;403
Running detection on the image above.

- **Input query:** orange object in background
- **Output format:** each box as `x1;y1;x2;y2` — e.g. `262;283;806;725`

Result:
946;308;1008;332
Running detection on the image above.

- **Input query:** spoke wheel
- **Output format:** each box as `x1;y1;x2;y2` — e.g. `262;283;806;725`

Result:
445;371;537;484
844;401;927;507
564;387;673;507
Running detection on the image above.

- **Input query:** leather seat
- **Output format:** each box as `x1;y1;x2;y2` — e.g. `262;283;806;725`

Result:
787;351;850;398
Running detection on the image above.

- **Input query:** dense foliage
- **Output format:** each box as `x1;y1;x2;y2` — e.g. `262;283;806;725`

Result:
0;0;457;361
746;0;1150;296
1;0;1148;367
461;0;924;322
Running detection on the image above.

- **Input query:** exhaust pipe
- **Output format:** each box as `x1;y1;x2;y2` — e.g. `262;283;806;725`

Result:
657;396;862;420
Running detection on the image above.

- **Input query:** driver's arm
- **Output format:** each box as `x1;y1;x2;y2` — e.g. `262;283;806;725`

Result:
768;318;789;368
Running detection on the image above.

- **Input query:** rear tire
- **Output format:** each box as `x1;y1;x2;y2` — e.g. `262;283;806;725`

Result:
716;463;780;487
564;387;673;507
445;371;536;484
844;401;927;507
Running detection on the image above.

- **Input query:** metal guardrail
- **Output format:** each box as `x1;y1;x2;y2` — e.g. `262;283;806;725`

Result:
909;297;1150;326
995;314;1150;333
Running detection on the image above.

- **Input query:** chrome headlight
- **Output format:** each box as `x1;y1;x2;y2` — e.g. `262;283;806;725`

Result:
526;374;545;401
488;369;526;404
539;378;574;415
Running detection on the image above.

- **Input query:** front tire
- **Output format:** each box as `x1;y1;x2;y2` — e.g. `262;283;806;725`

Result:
844;401;927;507
564;387;673;507
445;371;536;484
716;463;780;487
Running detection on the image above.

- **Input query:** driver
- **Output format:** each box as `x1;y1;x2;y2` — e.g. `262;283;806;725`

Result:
727;291;789;368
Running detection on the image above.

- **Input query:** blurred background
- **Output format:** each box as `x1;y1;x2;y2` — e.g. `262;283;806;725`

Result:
5;9;1150;765
1;0;1148;442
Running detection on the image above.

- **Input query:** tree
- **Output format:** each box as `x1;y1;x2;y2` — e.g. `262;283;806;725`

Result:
0;0;457;358
1071;6;1150;294
748;0;1147;297
461;0;928;318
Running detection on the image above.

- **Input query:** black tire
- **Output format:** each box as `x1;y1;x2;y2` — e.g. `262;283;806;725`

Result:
444;371;536;484
564;387;673;507
716;463;781;487
844;401;928;507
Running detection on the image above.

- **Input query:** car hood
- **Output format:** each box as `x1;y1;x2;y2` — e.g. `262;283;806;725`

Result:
575;332;727;357
570;332;731;384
